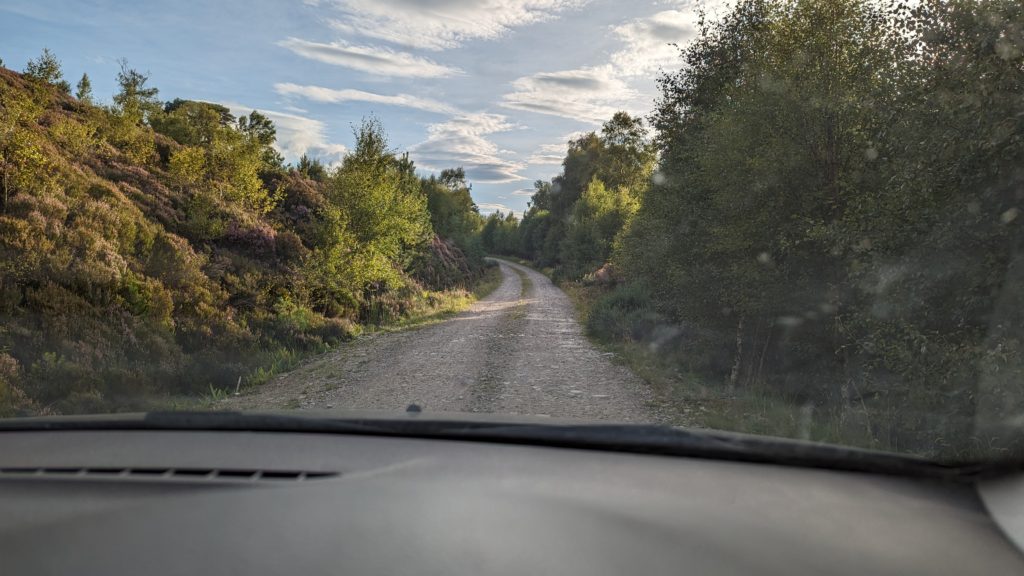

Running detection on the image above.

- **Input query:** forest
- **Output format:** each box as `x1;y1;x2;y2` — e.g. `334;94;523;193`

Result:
0;53;489;414
482;0;1024;457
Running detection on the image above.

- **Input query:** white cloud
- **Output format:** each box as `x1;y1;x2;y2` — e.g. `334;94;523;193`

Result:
610;10;699;76
500;65;639;124
222;102;348;164
511;188;536;196
527;143;566;165
495;6;716;125
410;113;526;184
275;83;458;115
277;37;461;78
526;131;586;164
323;0;588;51
477;202;522;217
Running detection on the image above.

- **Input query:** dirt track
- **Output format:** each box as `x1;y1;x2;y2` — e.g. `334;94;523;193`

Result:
225;259;667;423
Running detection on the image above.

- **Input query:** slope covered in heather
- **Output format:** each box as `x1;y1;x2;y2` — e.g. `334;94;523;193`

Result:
0;63;487;415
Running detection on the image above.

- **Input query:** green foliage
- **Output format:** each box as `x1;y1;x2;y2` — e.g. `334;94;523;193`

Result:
423;167;482;245
237;110;284;170
586;283;658;343
50;115;98;157
169;146;206;187
75;73;93;103
320;119;431;291
560;178;637;279
99;62;160;164
0;352;35;417
209;132;277;213
480;211;519;255
515;113;654;277
155;102;282;213
151;99;233;146
589;0;1024;457
23;48;70;94
0;83;49;212
296;154;327;181
112;59;160;124
412;235;486;291
0;63;489;415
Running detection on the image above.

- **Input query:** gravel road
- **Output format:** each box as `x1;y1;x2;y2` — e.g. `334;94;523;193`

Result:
225;259;667;423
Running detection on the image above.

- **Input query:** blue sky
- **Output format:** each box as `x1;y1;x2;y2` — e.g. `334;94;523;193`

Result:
0;0;725;215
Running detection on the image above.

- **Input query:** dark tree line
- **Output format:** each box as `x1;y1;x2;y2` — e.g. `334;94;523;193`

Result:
504;0;1024;457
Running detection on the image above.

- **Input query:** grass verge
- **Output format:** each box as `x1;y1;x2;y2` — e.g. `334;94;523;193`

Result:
187;265;507;408
507;265;531;320
374;264;504;333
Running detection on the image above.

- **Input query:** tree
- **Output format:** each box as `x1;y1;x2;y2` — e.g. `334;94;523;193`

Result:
112;59;160;124
150;100;281;212
75;73;93;103
600;0;1024;454
618;0;904;385
208;129;275;213
423;168;481;244
560;178;637;278
100;60;160;163
237;111;275;146
168;146;206;188
480;211;519;254
152;99;233;146
439;167;467;190
597;112;656;193
513;113;654;275
297;154;327;181
237;111;284;169
312;119;431;297
23;48;70;94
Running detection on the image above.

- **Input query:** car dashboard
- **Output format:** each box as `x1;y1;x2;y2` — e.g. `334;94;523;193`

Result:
1;427;1023;575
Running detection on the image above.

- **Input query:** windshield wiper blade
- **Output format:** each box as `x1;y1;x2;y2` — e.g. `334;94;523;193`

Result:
410;421;975;480
0;411;995;482
0;411;394;435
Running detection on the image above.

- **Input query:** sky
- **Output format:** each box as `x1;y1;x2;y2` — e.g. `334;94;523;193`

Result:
0;0;727;216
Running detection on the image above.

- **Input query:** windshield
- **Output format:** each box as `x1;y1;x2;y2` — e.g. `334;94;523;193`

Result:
0;0;1022;464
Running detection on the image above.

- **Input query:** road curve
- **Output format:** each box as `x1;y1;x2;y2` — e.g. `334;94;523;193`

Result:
226;259;666;423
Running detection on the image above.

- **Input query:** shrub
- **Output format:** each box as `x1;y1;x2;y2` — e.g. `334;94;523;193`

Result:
49;116;97;157
168;146;206;187
0;352;33;417
586;282;661;342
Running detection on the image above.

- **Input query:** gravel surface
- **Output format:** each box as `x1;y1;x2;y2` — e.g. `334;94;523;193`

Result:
225;259;668;423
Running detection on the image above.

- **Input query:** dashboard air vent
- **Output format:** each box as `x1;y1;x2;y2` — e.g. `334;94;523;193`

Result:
0;467;339;482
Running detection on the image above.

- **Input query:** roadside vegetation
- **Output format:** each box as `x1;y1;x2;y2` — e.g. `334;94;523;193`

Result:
484;0;1024;460
0;56;490;415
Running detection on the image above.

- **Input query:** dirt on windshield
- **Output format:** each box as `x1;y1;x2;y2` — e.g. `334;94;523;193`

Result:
225;259;672;422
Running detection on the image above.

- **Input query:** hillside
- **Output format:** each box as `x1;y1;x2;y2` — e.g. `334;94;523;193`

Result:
0;64;487;415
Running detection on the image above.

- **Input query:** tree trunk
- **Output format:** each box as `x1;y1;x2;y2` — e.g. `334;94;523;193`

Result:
743;318;763;387
1;170;9;215
756;319;775;387
728;316;745;389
